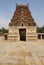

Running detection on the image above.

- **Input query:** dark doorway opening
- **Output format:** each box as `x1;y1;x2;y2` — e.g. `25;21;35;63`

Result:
4;35;8;40
19;29;26;41
42;34;44;39
38;34;41;39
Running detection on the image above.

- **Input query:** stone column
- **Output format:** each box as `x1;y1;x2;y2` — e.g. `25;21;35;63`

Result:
41;34;42;40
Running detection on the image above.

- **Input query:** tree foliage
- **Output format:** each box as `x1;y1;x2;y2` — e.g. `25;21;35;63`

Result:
0;27;8;34
37;26;44;33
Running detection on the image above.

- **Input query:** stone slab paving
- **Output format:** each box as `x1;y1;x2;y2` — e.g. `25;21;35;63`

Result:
0;40;44;65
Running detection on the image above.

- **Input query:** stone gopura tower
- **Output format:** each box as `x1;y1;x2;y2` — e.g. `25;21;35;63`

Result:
8;4;37;41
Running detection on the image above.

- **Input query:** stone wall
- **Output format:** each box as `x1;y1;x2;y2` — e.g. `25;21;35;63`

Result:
8;26;37;41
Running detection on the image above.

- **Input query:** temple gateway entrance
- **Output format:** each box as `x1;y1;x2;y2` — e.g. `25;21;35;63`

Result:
8;4;37;41
19;29;26;41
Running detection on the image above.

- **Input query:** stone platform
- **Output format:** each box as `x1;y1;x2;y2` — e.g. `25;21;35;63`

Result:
0;40;44;65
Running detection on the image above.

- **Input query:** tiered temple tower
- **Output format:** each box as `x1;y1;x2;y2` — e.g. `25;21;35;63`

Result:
8;4;37;41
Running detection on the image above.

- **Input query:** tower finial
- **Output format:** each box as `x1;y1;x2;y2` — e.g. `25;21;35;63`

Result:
16;3;17;6
27;3;29;6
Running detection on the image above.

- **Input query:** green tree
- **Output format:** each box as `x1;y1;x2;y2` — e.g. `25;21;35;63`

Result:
1;27;8;34
37;26;44;33
42;26;44;33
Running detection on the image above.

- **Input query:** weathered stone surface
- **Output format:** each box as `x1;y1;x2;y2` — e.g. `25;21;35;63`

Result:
8;4;37;41
0;40;44;65
9;5;36;26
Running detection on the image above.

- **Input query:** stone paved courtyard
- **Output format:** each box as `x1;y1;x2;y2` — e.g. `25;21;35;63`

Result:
0;40;44;65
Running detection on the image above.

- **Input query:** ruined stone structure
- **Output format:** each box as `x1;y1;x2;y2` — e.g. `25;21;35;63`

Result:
8;4;37;41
